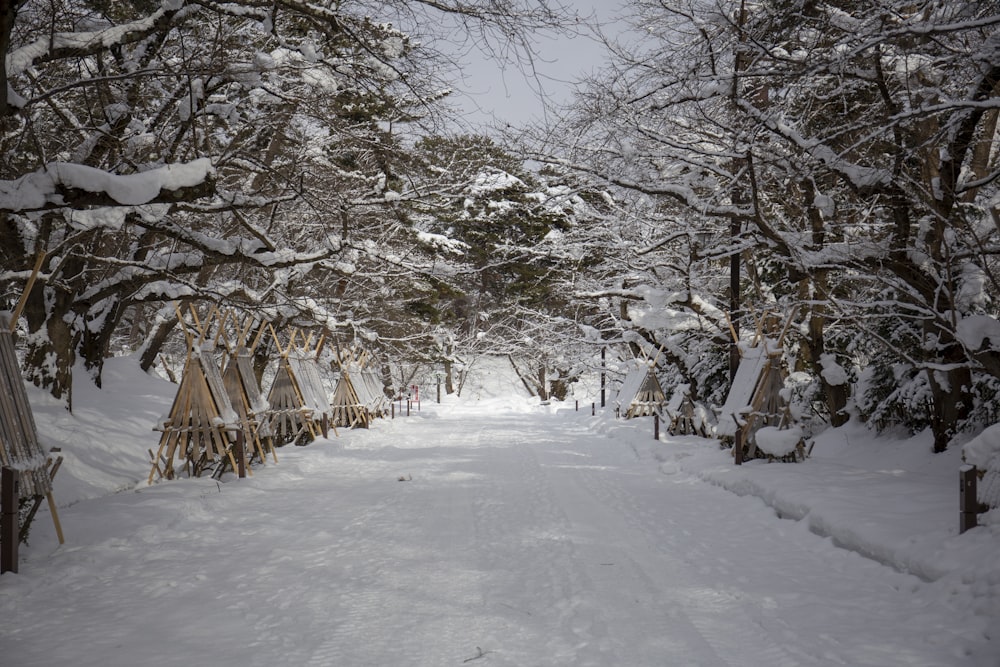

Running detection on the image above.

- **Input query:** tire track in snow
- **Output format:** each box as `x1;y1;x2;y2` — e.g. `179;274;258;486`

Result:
556;421;959;667
529;418;813;667
469;421;734;665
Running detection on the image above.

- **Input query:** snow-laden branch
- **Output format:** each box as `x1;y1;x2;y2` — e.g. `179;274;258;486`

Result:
531;155;751;220
5;0;187;78
0;159;215;212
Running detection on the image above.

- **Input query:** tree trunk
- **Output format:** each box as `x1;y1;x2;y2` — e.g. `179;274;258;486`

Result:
138;314;179;373
22;284;75;410
79;299;126;388
799;276;850;427
0;0;20;118
443;358;455;395
926;365;972;453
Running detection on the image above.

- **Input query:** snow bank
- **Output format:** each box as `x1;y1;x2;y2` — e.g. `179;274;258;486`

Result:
754;425;802;457
963;422;1000;470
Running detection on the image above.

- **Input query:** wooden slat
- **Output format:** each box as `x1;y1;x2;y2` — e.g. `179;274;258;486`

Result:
0;329;51;497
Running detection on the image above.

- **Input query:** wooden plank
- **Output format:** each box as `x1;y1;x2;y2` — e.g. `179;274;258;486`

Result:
0;329;50;497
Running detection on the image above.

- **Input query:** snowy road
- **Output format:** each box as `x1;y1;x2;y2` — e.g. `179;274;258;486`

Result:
1;402;981;666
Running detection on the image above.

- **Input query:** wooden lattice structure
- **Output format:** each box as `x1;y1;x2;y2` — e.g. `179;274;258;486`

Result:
330;345;389;428
614;351;666;419
714;312;804;462
220;313;277;465
0;320;63;547
149;306;244;482
665;384;709;437
961;424;1000;532
267;328;335;445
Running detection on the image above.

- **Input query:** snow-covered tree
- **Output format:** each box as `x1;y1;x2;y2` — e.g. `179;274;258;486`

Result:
0;0;572;406
537;0;1000;449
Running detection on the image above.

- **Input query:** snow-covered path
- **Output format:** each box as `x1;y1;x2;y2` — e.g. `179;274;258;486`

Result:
0;403;984;666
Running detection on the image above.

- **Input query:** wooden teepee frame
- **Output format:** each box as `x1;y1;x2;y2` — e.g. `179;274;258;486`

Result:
614;347;666;419
715;310;802;461
148;305;242;482
267;327;336;444
665;384;708;437
219;312;277;465
330;344;389;429
1;255;64;545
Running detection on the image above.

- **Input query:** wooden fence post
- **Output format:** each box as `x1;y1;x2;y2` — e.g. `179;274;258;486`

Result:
960;466;979;534
1;467;19;574
591;402;595;416
235;431;247;479
654;413;660;441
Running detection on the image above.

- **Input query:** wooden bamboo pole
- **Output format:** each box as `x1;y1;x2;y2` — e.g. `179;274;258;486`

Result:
45;492;64;544
9;252;46;332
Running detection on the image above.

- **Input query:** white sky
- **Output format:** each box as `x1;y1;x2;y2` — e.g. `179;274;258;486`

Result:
448;1;622;130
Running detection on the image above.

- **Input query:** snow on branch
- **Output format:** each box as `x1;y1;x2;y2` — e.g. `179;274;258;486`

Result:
5;1;185;79
0;159;216;212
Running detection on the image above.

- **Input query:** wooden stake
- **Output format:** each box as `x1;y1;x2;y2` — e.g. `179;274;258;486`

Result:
45;492;64;544
960;466;980;534
9;252;46;332
1;468;18;573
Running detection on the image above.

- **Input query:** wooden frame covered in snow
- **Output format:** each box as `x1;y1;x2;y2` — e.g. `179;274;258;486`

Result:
219;313;277;465
267;327;335;444
149;305;244;482
665;384;708;437
614;350;666;419
714;312;804;462
0;256;64;547
0;314;63;545
330;345;389;429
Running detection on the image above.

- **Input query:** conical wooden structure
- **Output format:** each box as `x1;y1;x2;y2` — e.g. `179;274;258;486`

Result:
0;254;64;547
715;311;803;461
330;345;389;428
614;349;666;419
665;384;708;437
220;313;277;465
267;328;335;445
1;324;63;546
149;305;242;482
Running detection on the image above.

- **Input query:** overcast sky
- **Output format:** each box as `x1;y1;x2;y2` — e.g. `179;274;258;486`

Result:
447;1;622;131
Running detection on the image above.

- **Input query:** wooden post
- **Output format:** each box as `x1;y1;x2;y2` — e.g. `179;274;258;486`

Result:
600;346;606;408
729;219;741;385
591;402;595;416
45;493;64;545
407;400;411;417
960;466;979;534
2;468;19;574
391;402;395;419
9;252;46;332
437;378;441;404
321;414;329;439
654;413;660;441
575;400;578;411
235;431;247;479
734;428;744;466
